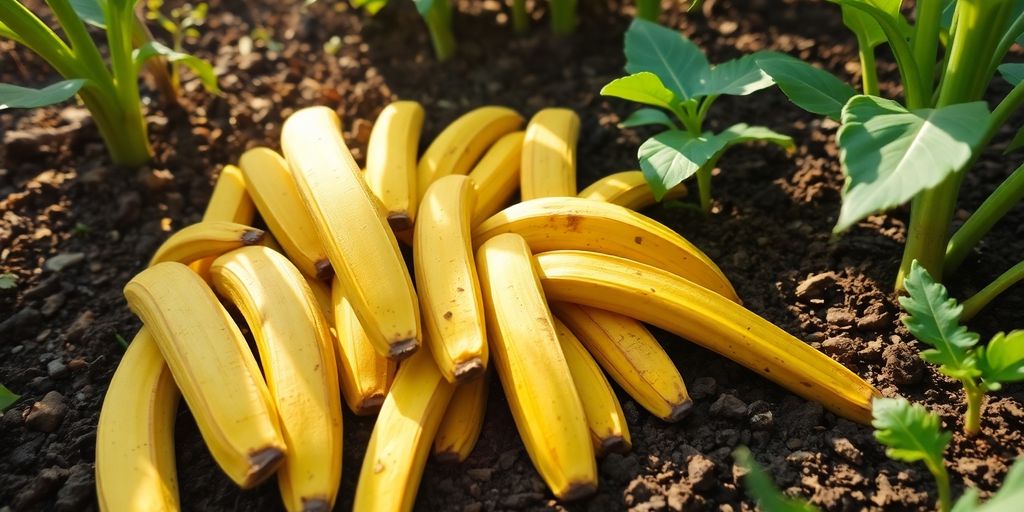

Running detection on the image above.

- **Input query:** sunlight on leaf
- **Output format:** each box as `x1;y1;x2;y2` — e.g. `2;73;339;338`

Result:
0;80;86;110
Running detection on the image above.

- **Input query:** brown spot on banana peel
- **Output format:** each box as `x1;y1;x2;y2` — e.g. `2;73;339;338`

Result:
387;337;420;361
560;482;598;502
241;229;266;246
241;446;285;489
453;357;484;382
314;258;334;281
301;497;331;512
564;214;582;232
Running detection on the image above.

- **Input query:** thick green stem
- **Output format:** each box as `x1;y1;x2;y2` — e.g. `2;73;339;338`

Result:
928;458;953;512
912;0;942;100
423;0;456;61
960;260;1024;321
511;0;528;33
0;0;80;77
636;0;660;21
962;379;986;435
946;164;1024;272
858;42;879;96
45;0;109;81
989;12;1024;81
106;5;151;165
549;0;576;35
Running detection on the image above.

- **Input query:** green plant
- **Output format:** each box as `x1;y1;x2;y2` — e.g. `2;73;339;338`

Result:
737;397;1024;512
600;19;794;213
0;383;18;411
549;0;576;35
145;0;208;94
350;0;455;60
900;261;1024;436
0;273;17;290
756;1;1024;299
0;0;217;166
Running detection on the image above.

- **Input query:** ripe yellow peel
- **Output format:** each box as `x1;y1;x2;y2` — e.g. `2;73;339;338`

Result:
95;331;180;512
417;106;523;199
553;302;691;422
354;349;455;512
415;175;488;383
239;147;333;281
433;372;489;463
282;106;420;360
534;251;879;424
476;233;597;501
124;262;285;488
467;130;525;226
553;317;631;457
210;247;343;511
202;165;256;224
332;277;396;415
148;221;265;267
365;101;425;230
521;108;580;199
473;197;739;302
578;170;687;210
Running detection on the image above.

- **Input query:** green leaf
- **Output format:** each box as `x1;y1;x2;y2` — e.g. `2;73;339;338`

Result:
835;95;991;232
133;41;219;93
620;108;676;129
899;261;981;380
839;0;903;49
696;53;775;97
638;129;726;199
351;0;389;14
952;489;981;512
977;331;1024;389
972;458;1024;512
1006;125;1024;153
0;273;17;290
999;63;1024;86
734;447;820;512
624;18;710;101
714;123;795;153
0;384;18;411
114;333;129;350
872;397;950;471
411;0;434;16
601;72;679;110
70;0;107;28
756;53;856;121
0;80;86;110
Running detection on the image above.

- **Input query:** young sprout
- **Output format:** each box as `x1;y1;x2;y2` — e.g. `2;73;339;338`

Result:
145;0;209;94
0;383;18;412
511;0;528;33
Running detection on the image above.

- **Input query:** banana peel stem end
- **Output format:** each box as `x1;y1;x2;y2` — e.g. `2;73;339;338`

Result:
301;498;331;512
559;482;598;502
598;436;631;457
241;229;266;245
453;357;485;383
387;213;414;233
665;399;694;423
387;338;420;361
314;259;334;282
241;446;285;489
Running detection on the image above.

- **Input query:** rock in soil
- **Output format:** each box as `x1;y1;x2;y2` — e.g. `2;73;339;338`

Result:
24;391;67;433
795;271;837;300
54;463;93;512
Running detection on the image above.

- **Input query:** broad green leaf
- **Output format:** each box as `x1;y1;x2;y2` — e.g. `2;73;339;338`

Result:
620;108;676;129
133;41;219;93
696;54;775;97
836;95;990;232
839;0;903;49
714;123;795;153
624;18;710;101
952;489;981;512
0;80;86;110
0;20;23;43
351;0;389;15
872;397;950;471
756;54;856;121
0;384;18;411
899;261;981;379
601;72;678;110
638;129;727;199
1000;63;1024;86
734;447;820;512
71;0;107;28
976;330;1024;389
411;0;434;15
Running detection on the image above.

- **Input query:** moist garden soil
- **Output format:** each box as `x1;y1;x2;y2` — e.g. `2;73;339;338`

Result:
2;0;1024;510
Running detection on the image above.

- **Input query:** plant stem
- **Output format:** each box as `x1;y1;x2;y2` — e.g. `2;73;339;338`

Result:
45;0;109;81
549;0;576;35
423;0;456;61
106;4;152;166
960;259;1024;321
928;457;953;512
989;11;1024;82
511;0;528;33
961;379;985;435
0;0;80;78
945;164;1024;272
912;0;942;101
858;42;879;96
636;0;660;21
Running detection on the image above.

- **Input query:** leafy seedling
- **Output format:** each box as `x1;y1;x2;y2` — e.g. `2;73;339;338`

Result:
901;261;1024;436
349;0;455;60
601;19;793;213
733;446;818;512
145;0;210;95
0;384;19;411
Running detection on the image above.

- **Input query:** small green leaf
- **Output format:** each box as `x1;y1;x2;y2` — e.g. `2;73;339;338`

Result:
351;0;389;14
756;54;856;121
114;333;130;350
714;123;795;153
899;261;981;380
411;0;435;16
624;18;710;101
0;80;86;110
0;273;17;290
697;54;775;97
872;397;950;470
734;447;820;512
601;72;679;110
70;0;107;28
838;0;903;49
836;95;990;232
620;108;676;129
0;384;19;412
134;41;219;93
977;331;1024;389
1000;63;1024;86
638;130;727;199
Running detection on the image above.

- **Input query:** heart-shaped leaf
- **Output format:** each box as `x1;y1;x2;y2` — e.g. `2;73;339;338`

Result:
601;72;678;110
0;80;86;110
619;108;676;129
638;129;728;199
757;53;856;121
624;18;710;101
134;41;219;93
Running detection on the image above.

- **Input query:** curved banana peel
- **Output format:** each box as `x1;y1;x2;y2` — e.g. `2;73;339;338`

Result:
332;278;397;415
433;372;489;463
148;221;264;267
365;101;425;231
467;131;525;226
578;170;687;210
521;108;580;199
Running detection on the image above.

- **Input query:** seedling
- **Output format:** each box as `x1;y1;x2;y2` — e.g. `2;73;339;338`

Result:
757;1;1024;298
601;19;793;213
0;384;18;411
0;0;217;166
145;0;209;95
737;397;1024;512
900;261;1024;436
350;0;455;60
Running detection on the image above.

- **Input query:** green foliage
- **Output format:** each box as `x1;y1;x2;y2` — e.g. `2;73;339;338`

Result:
872;396;953;512
115;333;130;350
0;273;17;290
0;80;84;109
619;108;676;129
0;384;18;412
734;447;819;512
953;458;1024;511
756;54;856;121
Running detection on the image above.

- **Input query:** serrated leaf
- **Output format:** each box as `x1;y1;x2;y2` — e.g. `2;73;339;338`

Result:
638;129;727;199
872;397;950;471
899;261;981;379
836;96;990;232
696;53;775;97
70;0;107;28
0;384;18;412
133;41;219;93
601;72;678;110
620;108;676;129
756;53;856;121
839;0;903;49
734;447;820;512
1000;63;1024;86
0;80;86;110
977;331;1024;388
624;18;710;101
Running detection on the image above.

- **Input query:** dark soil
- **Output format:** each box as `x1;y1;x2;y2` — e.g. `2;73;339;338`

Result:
2;0;1023;510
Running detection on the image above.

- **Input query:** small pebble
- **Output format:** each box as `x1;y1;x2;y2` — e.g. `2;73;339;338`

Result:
24;391;67;433
44;253;85;273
